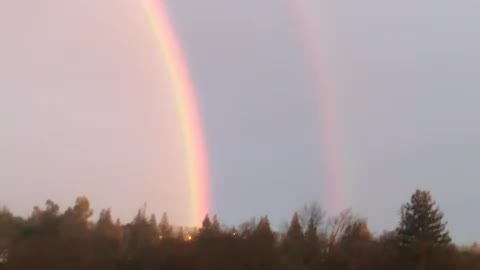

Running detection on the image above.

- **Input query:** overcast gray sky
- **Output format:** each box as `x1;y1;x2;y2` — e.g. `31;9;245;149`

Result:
1;0;479;244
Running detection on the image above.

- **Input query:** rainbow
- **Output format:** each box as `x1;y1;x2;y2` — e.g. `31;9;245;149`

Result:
141;0;209;226
293;0;347;213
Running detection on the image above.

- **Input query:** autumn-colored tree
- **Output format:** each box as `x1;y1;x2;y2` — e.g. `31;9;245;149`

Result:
60;196;93;238
339;220;374;270
0;194;478;270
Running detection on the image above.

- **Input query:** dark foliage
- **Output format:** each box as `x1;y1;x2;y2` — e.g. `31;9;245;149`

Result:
0;190;478;270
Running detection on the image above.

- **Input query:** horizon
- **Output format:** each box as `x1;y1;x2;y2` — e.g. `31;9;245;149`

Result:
1;0;480;246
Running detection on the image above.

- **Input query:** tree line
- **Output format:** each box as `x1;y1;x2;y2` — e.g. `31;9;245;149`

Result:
0;189;479;270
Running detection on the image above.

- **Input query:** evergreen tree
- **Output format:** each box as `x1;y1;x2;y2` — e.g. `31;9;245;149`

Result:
158;213;173;239
304;216;320;264
247;217;278;270
176;227;185;241
283;212;305;269
305;217;319;245
254;216;275;244
149;214;158;237
397;189;451;270
91;209;122;266
199;214;223;240
286;212;304;243
96;209;114;237
199;214;213;239
397;190;451;247
202;214;211;229
4;194;479;270
127;208;157;254
212;215;221;233
114;218;123;243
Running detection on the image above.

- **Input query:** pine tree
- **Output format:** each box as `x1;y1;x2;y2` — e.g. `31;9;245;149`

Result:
199;214;211;239
304;217;320;265
158;213;173;240
254;216;275;244
176;227;186;241
199;214;222;239
305;217;319;245
96;209;115;238
251;216;278;270
397;190;451;270
397;190;451;248
92;209;123;263
202;214;211;229
128;208;158;252
286;212;304;243
283;212;305;269
114;218;124;244
212;215;221;233
149;214;159;239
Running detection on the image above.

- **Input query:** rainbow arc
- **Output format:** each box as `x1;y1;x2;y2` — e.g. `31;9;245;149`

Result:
141;0;209;226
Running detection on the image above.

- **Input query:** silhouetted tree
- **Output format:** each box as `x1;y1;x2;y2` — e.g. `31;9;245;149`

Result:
341;219;372;244
199;214;223;240
304;216;321;267
339;220;373;270
60;196;93;238
327;208;356;246
158;213;173;240
300;202;325;230
0;193;478;270
149;214;158;236
254;216;275;244
96;209;115;237
283;212;305;269
90;209;123;269
397;189;452;270
127;208;157;254
250;216;281;269
27;200;61;237
212;215;221;233
0;207;22;265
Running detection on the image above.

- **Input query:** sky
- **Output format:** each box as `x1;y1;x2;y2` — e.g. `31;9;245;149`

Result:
1;0;479;244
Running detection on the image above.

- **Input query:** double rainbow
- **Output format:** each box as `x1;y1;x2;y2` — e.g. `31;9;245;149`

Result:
141;0;347;222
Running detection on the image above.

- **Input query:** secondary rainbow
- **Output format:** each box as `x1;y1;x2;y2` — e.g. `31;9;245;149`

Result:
293;0;347;213
141;0;209;226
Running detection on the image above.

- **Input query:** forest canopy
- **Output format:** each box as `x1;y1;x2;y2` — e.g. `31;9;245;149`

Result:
0;189;478;270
